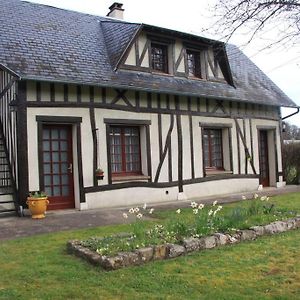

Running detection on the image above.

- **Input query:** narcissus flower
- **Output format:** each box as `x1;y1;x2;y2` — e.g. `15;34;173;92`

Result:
198;203;204;210
190;201;198;208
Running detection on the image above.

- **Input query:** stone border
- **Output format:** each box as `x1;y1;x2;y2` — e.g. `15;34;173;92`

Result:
67;216;300;271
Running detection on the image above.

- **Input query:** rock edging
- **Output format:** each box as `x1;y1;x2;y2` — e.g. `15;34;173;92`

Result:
67;216;300;271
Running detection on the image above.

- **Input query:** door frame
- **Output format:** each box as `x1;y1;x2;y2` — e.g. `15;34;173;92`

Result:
36;116;85;208
257;127;278;187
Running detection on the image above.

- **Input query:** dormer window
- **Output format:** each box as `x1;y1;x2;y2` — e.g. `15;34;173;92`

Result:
187;50;202;78
151;43;168;73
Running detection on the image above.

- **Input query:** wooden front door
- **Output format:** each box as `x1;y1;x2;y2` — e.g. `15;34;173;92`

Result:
259;130;270;187
41;125;75;210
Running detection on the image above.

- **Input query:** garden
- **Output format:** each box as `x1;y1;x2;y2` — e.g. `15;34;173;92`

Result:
69;193;300;270
0;193;300;299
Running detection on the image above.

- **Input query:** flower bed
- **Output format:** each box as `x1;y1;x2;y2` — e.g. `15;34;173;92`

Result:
67;216;300;271
67;195;300;271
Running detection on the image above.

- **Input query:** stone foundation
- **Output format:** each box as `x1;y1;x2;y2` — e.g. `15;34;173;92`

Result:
67;216;300;271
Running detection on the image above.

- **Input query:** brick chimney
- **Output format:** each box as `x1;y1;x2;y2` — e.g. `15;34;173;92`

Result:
106;2;124;20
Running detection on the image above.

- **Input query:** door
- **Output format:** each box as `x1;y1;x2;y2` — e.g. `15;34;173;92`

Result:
259;130;269;187
41;125;75;210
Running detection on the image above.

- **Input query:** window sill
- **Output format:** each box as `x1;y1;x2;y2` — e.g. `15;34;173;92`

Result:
205;170;233;177
112;175;150;183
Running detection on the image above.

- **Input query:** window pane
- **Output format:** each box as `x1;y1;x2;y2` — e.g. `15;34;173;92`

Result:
53;186;61;196
151;43;168;73
53;175;60;185
43;141;50;151
187;50;201;77
44;175;51;185
61;175;69;185
110;126;141;174
60;129;67;139
43;129;50;139
52;152;59;162
43;152;51;163
52;141;59;151
51;129;59;139
203;129;223;169
43;164;51;174
60;141;68;151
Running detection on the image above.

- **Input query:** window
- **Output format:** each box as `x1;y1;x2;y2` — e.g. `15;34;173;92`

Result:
187;50;202;78
109;126;141;175
203;128;223;170
151;43;168;73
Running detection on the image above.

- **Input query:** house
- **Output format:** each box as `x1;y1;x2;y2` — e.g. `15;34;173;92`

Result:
0;0;298;215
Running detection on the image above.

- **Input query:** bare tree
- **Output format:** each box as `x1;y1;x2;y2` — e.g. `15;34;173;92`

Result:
283;122;300;140
212;0;300;50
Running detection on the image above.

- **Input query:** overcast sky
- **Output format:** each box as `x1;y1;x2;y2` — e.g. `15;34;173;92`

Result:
26;0;300;126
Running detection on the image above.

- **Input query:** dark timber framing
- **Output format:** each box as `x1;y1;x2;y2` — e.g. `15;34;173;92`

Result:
235;118;257;175
154;114;174;183
174;97;183;193
85;174;259;193
189;114;195;179
16;80;29;206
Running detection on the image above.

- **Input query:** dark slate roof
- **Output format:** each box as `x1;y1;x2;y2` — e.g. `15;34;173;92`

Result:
0;0;297;108
101;20;141;69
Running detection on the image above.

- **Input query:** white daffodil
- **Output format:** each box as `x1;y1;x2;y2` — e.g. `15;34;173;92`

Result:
134;207;140;213
260;196;267;201
190;201;198;208
143;203;147;210
213;200;218;206
136;213;143;219
198;203;204;210
213;210;218;216
122;213;128;219
149;208;154;214
176;209;181;214
129;208;135;214
208;209;213;216
217;205;223;211
193;208;199;214
254;193;258;199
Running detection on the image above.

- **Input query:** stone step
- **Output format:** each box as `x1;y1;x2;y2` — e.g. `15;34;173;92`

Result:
0;193;13;202
0;187;13;195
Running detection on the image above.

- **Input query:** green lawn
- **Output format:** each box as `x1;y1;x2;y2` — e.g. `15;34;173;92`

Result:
0;193;300;299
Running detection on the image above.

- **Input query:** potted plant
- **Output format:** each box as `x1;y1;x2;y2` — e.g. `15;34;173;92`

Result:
95;168;104;180
26;191;49;219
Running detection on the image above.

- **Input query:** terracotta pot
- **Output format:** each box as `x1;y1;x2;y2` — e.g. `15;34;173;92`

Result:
26;197;49;219
96;172;104;180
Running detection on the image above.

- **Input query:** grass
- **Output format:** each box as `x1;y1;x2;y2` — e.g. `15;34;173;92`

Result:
0;192;300;299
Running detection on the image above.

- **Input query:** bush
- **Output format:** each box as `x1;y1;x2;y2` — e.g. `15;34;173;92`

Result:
282;143;300;184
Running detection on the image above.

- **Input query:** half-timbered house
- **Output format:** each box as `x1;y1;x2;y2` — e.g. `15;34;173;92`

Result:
0;0;298;215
